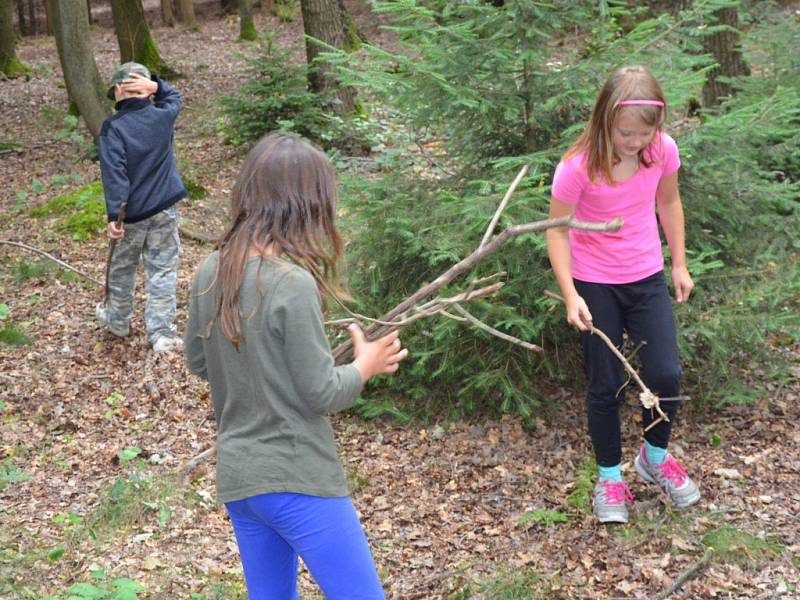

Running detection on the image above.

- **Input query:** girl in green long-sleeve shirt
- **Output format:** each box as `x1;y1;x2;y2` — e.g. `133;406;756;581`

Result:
185;132;407;599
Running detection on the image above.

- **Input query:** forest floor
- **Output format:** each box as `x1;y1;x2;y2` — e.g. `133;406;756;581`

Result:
1;6;799;600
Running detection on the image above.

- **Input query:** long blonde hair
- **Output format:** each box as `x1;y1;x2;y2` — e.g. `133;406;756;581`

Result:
212;132;349;348
565;65;666;183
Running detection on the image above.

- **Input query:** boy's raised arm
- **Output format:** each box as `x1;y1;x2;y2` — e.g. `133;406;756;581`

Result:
152;77;182;121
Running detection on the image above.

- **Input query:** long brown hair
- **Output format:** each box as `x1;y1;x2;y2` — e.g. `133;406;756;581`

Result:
565;65;666;184
212;132;348;348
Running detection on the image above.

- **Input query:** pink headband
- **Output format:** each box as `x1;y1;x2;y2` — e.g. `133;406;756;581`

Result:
618;99;665;107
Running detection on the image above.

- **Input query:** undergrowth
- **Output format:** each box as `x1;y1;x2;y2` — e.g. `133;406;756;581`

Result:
30;182;106;240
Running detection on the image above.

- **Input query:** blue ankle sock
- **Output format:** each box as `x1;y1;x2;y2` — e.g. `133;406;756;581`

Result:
644;439;667;465
598;464;623;482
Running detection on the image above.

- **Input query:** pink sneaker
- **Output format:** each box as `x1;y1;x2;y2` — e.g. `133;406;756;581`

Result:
593;480;634;523
634;446;700;508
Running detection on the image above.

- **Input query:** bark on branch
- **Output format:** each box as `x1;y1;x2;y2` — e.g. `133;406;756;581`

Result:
653;548;714;600
543;289;685;428
177;446;216;486
0;240;103;286
331;215;623;365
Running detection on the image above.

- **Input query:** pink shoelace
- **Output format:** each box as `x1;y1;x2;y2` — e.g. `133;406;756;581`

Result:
655;456;687;487
600;480;634;505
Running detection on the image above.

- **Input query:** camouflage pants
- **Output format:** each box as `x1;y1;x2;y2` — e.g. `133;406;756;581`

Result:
105;205;181;345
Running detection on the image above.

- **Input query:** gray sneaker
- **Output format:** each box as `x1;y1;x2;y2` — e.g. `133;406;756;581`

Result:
634;446;700;508
593;480;634;524
152;335;183;354
95;303;129;338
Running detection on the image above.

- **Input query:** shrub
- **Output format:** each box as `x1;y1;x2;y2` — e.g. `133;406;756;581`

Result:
339;172;579;421
218;33;329;147
334;1;798;415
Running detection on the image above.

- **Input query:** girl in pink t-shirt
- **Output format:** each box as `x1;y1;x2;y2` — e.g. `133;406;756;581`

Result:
547;66;700;524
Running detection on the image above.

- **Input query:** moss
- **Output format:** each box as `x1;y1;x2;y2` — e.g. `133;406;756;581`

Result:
238;17;258;42
184;178;209;200
703;526;784;565
343;16;363;52
0;55;30;79
30;182;106;240
137;35;166;75
0;326;32;346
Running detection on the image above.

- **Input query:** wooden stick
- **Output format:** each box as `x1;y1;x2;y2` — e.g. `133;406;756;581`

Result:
543;289;669;426
104;203;127;303
331;215;622;365
326;283;505;329
653;548;714;600
479;165;529;250
452;304;542;352
177;446;216;486
0;240;102;286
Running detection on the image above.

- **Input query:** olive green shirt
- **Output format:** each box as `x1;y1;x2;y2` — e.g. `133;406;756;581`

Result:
184;253;363;503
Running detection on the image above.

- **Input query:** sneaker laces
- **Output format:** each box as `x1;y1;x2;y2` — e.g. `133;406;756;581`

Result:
656;456;687;487
600;480;634;505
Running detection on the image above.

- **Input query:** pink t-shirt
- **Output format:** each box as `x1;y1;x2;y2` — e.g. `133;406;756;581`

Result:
551;131;681;284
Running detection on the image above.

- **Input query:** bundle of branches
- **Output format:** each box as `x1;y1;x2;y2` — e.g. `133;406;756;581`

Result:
330;166;623;364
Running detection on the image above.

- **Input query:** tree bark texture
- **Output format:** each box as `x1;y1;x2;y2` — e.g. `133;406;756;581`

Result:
701;6;750;108
160;0;174;27
0;0;28;77
43;0;53;34
110;0;166;72
26;0;35;34
238;0;257;41
174;0;196;28
300;0;355;113
51;0;111;142
14;0;25;34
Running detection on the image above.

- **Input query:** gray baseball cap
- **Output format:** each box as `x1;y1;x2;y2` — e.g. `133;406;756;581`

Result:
107;62;151;100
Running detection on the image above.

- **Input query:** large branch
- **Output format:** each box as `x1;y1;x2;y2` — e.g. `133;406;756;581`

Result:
0;240;103;286
332;215;623;364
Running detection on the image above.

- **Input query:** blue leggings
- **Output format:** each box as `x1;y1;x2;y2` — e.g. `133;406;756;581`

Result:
225;492;385;600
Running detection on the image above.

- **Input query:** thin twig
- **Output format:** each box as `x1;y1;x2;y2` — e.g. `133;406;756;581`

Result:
0;240;102;286
452;304;542;352
479;165;529;250
653;548;714;600
177;446;216;486
331;215;623;364
543;289;669;426
325;283;504;328
413;138;456;177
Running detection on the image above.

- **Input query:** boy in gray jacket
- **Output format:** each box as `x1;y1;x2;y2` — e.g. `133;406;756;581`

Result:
96;62;186;353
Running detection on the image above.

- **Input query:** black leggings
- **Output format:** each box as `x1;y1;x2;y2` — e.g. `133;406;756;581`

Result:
575;271;683;468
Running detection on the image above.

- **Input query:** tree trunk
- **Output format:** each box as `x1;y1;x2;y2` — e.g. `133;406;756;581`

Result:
701;6;750;108
160;0;174;27
14;0;26;35
238;0;257;40
86;0;91;24
26;0;35;34
300;0;355;114
0;0;28;77
110;0;167;72
335;0;361;49
43;0;53;34
174;0;195;28
51;0;111;142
